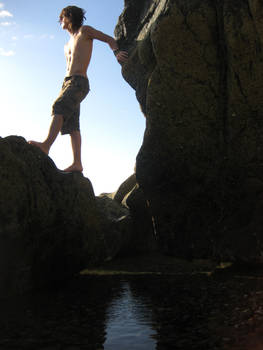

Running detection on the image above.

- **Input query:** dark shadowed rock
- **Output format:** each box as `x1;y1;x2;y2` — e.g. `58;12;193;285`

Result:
115;0;263;262
98;173;156;255
125;184;158;254
96;194;133;259
0;136;133;297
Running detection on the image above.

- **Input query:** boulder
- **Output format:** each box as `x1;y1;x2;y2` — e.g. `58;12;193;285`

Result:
96;194;133;259
0;136;132;297
114;173;137;204
115;0;263;262
99;173;157;255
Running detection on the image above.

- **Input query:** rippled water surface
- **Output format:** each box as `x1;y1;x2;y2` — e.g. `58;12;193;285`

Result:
104;282;156;349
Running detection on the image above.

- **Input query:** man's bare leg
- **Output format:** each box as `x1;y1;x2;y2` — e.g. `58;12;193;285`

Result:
28;114;63;154
64;130;83;172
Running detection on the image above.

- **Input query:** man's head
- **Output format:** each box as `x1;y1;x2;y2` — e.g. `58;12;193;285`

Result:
59;6;86;33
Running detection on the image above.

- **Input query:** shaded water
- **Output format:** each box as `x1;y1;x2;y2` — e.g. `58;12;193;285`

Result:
0;276;158;350
1;270;263;349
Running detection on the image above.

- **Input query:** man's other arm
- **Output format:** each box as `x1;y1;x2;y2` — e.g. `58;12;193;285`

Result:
83;25;128;63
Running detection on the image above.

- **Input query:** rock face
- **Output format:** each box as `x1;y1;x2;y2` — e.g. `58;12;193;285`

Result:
0;136;133;297
115;0;263;261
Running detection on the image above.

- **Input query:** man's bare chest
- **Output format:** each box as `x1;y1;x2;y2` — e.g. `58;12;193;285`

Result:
65;36;84;57
65;38;74;57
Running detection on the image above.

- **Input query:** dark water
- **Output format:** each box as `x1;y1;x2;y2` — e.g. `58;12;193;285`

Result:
0;276;157;350
1;272;263;349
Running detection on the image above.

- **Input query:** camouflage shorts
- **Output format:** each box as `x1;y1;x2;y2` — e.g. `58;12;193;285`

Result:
52;75;90;135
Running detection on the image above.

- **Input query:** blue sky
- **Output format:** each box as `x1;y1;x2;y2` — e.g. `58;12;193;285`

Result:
0;0;145;194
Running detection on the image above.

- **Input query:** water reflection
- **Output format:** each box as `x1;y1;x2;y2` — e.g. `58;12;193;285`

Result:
0;276;157;349
104;281;156;349
0;271;262;349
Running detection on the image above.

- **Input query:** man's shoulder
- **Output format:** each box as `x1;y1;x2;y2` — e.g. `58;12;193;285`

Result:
80;25;91;31
80;25;94;38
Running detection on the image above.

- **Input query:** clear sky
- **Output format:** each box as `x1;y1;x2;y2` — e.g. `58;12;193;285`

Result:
0;0;145;195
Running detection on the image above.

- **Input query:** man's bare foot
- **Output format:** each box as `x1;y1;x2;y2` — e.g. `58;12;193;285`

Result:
63;164;83;173
28;141;49;155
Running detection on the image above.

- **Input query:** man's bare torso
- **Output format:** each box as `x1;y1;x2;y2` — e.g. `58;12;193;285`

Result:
65;26;93;78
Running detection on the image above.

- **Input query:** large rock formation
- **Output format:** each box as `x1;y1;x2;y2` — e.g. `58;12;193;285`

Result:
4;0;263;297
115;0;263;261
0;136;133;296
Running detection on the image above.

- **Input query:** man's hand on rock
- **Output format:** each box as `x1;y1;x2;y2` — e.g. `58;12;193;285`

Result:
114;49;128;64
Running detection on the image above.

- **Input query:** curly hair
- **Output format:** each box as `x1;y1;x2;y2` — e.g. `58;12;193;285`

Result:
59;6;86;32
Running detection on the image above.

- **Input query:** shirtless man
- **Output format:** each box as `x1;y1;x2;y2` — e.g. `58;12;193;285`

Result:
29;5;127;172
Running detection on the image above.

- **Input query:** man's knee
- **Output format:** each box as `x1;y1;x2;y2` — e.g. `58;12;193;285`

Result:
53;114;64;121
70;130;81;136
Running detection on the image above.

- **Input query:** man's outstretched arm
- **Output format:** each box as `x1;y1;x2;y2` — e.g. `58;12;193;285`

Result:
83;25;128;63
